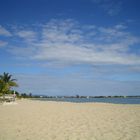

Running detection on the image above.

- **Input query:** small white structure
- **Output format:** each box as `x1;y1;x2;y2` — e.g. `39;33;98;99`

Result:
4;94;15;102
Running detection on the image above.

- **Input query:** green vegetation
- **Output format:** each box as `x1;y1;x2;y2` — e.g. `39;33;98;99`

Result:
0;72;18;96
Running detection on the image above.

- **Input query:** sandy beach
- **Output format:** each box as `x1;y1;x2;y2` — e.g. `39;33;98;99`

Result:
0;100;140;140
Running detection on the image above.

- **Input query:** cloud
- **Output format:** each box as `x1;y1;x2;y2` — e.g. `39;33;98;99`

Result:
3;19;139;95
91;0;123;16
16;30;37;42
42;19;83;43
114;24;127;30
32;43;140;65
4;19;140;66
0;41;8;47
15;73;140;95
0;25;12;36
97;26;139;46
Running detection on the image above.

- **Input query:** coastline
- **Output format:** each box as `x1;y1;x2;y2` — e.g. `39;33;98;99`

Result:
31;97;140;104
0;99;140;140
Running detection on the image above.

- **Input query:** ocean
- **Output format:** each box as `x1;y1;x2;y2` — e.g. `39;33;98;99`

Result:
33;97;140;104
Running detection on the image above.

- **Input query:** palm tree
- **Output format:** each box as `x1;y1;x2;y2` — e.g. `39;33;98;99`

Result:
0;72;18;96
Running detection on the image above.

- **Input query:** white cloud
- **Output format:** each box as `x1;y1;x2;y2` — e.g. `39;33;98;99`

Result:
32;43;140;65
97;26;139;47
4;19;139;96
15;73;140;95
16;30;37;42
42;19;83;43
105;2;122;16
0;25;12;36
6;19;140;65
98;26;128;39
0;41;8;47
91;0;123;16
114;24;127;30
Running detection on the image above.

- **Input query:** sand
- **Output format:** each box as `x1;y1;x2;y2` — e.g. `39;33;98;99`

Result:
0;99;140;140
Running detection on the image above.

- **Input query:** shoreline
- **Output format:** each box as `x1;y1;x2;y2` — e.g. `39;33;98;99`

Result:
30;99;140;105
30;97;140;105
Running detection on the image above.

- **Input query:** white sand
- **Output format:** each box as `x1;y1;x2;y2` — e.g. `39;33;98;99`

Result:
2;102;18;106
0;99;140;140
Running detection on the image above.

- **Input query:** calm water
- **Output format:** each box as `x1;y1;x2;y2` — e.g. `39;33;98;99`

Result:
33;97;140;104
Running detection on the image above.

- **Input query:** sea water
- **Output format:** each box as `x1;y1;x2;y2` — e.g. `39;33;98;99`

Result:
34;97;140;104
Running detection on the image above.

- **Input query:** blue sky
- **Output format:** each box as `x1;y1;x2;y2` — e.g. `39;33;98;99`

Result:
0;0;140;95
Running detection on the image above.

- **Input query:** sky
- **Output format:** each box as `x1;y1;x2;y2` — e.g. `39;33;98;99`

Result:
0;0;140;96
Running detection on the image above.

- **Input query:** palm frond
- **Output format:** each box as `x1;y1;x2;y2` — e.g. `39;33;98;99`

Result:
0;72;18;94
